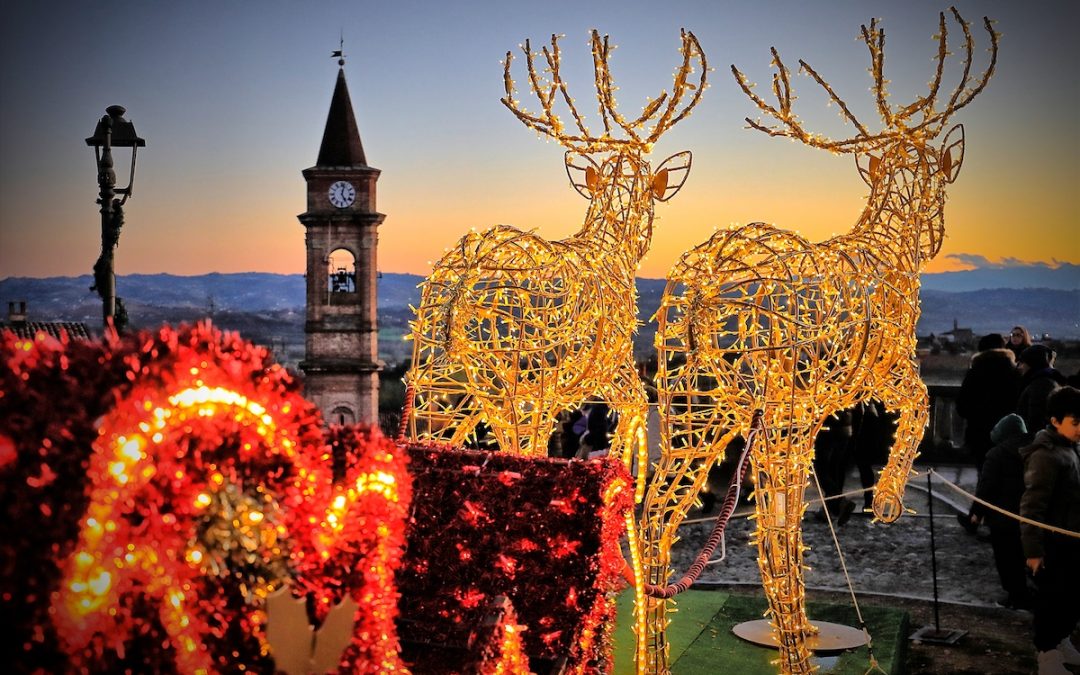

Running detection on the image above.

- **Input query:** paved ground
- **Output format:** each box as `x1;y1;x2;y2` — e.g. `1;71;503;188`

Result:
660;464;1056;673
669;464;1010;607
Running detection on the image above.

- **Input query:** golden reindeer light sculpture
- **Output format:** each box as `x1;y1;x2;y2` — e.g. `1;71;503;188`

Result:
406;30;705;490
638;9;998;673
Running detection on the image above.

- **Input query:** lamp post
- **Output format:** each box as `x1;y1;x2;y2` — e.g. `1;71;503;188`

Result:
87;105;144;331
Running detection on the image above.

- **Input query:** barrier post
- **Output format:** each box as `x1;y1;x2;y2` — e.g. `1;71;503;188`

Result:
909;469;966;644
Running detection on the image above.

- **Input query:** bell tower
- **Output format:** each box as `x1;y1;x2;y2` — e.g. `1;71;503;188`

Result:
298;57;384;426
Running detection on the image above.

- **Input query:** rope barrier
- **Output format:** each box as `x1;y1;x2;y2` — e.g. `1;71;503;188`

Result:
681;485;872;525
926;468;1080;539
677;468;1080;540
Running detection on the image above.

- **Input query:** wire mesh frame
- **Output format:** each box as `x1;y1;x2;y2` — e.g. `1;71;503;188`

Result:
639;9;998;673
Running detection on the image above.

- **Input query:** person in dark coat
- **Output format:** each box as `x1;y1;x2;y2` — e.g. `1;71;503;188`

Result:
955;334;1022;534
813;408;856;525
956;333;1022;469
1019;386;1080;673
577;402;613;458
970;413;1034;608
558;409;584;459
1016;345;1067;434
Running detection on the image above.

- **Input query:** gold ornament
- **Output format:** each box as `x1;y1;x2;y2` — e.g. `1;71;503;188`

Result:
405;29;706;487
638;9;998;674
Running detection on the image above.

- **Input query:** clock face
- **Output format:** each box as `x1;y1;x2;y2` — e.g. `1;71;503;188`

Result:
328;181;356;208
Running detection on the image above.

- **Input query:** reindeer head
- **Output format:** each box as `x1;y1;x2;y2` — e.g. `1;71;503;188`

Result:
502;30;706;259
732;7;998;263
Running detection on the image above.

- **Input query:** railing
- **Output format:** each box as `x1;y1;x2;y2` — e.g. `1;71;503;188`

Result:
921;383;965;459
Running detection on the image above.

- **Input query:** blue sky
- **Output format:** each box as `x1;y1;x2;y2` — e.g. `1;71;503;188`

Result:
1;0;1077;279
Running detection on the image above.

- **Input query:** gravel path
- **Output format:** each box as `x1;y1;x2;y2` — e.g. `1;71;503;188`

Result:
668;464;1009;607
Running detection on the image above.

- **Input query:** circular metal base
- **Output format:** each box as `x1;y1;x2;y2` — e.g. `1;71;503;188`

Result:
732;619;867;652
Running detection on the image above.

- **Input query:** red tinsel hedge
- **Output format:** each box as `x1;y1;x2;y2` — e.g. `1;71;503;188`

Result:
1;324;410;673
397;444;633;674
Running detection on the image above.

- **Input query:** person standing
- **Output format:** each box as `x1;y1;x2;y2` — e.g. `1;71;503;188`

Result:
955;334;1021;533
1020;386;1080;674
957;333;1022;468
813;408;857;524
1017;345;1067;433
973;414;1034;609
578;401;613;459
1007;326;1033;362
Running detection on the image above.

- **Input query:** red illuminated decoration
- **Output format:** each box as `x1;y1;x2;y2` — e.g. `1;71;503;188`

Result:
1;323;409;673
475;596;530;675
398;444;632;673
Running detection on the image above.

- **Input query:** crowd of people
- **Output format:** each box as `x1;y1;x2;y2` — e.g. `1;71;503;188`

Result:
955;327;1079;675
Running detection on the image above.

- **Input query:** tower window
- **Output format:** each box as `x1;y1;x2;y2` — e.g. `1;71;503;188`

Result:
328;248;356;294
331;406;356;426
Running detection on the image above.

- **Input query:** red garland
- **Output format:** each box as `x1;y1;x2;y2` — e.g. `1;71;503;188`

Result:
397;444;632;673
474;596;530;675
293;425;412;672
1;323;410;673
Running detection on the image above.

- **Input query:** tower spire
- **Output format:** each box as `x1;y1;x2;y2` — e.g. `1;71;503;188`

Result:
316;46;367;167
299;45;385;427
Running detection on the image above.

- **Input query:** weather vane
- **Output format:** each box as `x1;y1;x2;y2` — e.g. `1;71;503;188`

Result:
332;31;344;66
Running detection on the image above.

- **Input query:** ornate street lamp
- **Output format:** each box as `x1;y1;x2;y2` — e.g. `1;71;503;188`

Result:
87;105;144;332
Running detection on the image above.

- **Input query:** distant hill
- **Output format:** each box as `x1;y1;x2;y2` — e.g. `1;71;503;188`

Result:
2;269;1078;361
922;262;1080;292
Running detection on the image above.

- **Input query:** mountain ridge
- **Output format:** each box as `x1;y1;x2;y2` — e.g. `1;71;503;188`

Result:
2;269;1078;346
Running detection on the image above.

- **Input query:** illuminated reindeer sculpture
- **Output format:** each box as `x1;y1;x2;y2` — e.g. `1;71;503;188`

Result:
638;10;997;673
406;31;705;491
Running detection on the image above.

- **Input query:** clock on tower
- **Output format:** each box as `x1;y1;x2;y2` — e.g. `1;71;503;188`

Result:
298;59;385;427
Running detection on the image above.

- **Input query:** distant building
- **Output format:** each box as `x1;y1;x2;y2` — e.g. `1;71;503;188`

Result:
1;301;92;341
297;59;385;426
940;318;974;349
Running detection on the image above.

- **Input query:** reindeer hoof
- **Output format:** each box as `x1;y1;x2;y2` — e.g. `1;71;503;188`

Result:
872;492;904;523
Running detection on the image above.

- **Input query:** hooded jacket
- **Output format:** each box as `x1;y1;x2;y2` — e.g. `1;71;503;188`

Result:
974;414;1031;525
1019;427;1080;559
1017;367;1067;433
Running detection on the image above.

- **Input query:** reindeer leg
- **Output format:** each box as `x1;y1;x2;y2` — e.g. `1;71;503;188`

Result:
749;426;816;675
871;361;928;522
607;362;650;503
483;401;559;457
405;350;480;445
637;430;736;674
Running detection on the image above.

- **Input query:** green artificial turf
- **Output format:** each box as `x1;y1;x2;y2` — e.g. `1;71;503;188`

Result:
612;589;908;674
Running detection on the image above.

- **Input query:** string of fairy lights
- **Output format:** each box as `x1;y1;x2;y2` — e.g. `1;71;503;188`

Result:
405;28;705;504
405;30;707;671
641;9;998;674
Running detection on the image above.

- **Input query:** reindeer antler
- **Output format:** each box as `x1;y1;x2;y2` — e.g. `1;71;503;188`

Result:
502;29;707;153
731;7;999;153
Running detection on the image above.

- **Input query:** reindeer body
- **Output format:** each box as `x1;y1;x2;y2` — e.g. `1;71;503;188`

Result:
637;10;997;674
408;151;654;457
406;30;704;487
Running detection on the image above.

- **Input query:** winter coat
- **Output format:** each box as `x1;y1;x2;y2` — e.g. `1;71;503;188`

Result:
1019;427;1080;559
1016;367;1067;433
973;414;1030;525
955;349;1021;459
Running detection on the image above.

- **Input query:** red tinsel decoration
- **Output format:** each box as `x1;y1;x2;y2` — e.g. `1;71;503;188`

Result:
1;323;410;674
398;444;632;674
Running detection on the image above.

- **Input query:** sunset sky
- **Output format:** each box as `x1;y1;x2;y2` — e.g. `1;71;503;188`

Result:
1;0;1077;281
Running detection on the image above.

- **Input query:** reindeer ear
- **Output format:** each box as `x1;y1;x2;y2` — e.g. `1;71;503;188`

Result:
855;152;881;186
653;151;692;201
940;124;965;183
565;151;601;198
